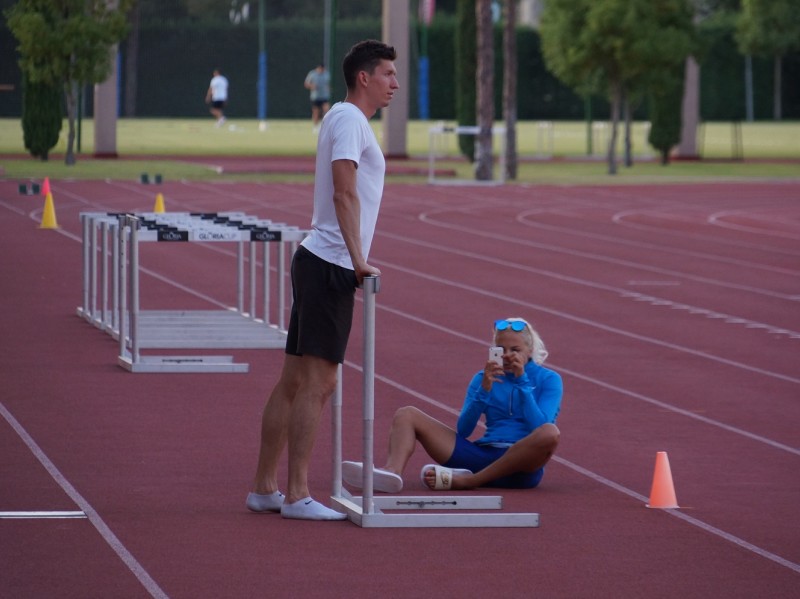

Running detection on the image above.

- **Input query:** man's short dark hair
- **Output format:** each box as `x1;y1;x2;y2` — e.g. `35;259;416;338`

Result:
342;40;397;90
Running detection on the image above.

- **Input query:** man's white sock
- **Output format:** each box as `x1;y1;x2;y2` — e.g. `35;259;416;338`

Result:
246;491;284;513
280;497;346;521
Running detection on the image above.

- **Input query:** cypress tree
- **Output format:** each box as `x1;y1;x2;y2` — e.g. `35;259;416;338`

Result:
648;68;684;165
22;73;63;161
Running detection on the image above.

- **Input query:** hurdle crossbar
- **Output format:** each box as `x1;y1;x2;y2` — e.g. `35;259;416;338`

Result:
330;276;540;528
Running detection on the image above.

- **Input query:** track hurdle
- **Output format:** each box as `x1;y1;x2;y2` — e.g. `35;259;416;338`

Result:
427;124;506;186
77;211;308;373
535;121;555;158
330;276;540;528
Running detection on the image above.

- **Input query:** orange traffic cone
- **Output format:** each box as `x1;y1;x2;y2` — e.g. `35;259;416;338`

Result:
41;177;51;197
646;451;679;509
153;192;165;213
39;192;59;229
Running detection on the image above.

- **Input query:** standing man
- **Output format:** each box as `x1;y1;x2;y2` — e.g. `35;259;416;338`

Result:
205;68;229;127
247;40;399;521
304;63;331;132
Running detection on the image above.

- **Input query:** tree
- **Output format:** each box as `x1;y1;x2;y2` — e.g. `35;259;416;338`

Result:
736;0;800;120
21;72;63;161
455;0;477;162
475;0;494;180
540;0;694;175
503;0;517;180
677;0;741;158
648;65;685;164
6;0;132;165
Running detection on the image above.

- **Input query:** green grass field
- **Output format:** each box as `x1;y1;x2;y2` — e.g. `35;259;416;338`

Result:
1;118;798;184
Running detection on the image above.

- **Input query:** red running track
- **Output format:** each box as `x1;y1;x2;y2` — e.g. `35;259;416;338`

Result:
1;177;798;598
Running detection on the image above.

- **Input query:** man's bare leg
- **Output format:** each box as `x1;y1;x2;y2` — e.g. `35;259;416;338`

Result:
276;354;346;520
284;354;338;503
251;355;302;495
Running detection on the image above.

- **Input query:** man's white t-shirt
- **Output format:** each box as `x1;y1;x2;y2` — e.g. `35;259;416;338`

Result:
210;75;228;101
301;102;385;270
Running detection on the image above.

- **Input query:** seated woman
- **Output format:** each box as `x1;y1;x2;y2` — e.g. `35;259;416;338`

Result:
342;317;562;492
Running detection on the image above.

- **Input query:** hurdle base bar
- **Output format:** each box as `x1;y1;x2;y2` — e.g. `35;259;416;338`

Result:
76;307;115;331
330;492;539;528
118;354;248;373
129;310;287;349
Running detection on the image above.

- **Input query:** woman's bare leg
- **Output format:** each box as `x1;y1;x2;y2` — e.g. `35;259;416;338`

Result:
382;406;457;476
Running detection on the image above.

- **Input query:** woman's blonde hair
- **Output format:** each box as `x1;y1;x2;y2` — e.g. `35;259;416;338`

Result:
493;317;549;365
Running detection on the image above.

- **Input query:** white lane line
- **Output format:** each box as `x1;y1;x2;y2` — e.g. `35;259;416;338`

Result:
418;209;796;301
0;401;169;599
0;511;87;519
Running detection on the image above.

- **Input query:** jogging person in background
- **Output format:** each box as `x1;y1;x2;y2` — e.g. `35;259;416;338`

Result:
205;68;228;126
246;40;399;521
304;63;331;132
341;318;562;493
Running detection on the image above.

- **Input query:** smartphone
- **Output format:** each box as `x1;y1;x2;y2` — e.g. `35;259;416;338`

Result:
489;346;503;366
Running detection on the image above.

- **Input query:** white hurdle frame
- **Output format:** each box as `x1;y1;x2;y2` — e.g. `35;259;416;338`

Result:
330;276;540;528
77;211;306;373
427;124;507;186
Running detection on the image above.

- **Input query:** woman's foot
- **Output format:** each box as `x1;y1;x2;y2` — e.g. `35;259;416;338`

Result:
419;464;473;491
342;461;403;493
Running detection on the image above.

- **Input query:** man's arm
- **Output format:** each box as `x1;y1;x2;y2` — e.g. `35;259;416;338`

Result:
331;159;380;285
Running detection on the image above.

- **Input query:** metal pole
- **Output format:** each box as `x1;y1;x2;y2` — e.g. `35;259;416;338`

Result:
112;222;119;333
249;242;257;319
257;0;267;124
585;95;593;156
91;220;98;318
262;243;270;324
327;0;337;99
129;216;140;364
361;275;379;515
324;0;332;69
101;221;109;326
81;214;91;317
278;242;286;330
745;54;754;122
237;241;244;313
331;363;343;498
118;216;128;359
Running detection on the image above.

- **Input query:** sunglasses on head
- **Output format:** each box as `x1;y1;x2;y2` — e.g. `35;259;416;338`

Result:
495;319;526;332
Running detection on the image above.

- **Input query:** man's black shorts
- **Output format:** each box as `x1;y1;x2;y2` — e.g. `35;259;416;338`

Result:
284;246;357;364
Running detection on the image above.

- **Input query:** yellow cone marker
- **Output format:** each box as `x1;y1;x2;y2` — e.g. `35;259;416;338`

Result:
40;192;59;229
